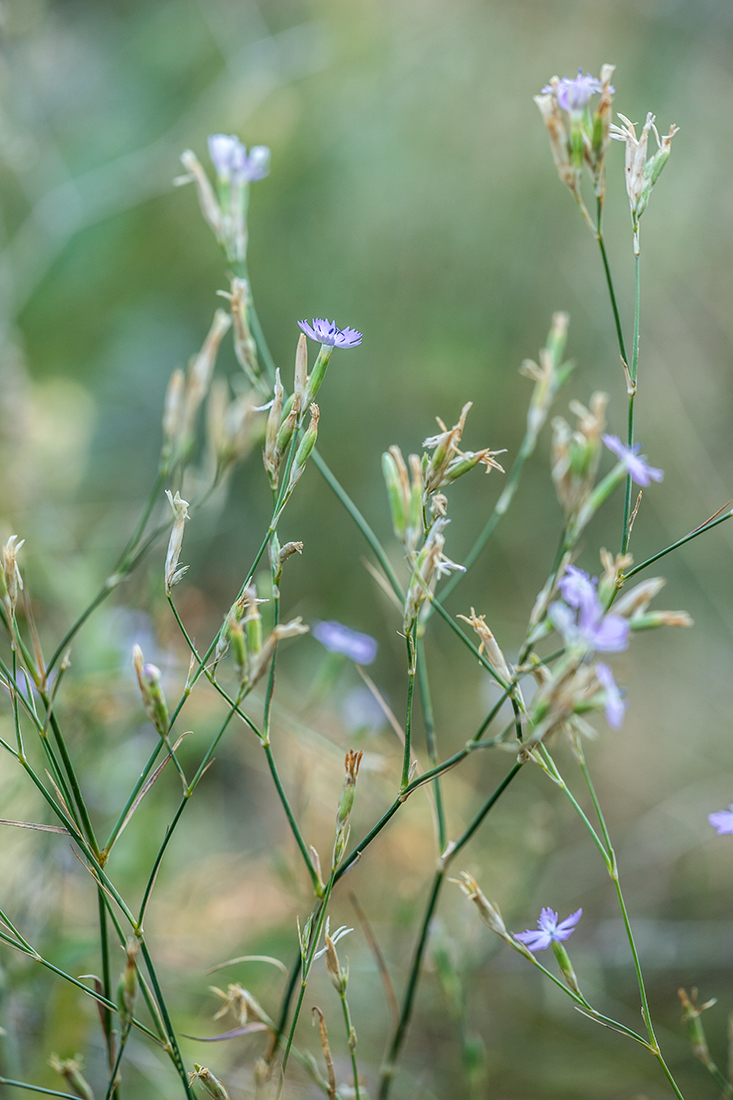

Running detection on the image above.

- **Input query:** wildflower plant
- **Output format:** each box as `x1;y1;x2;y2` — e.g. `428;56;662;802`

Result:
0;63;731;1100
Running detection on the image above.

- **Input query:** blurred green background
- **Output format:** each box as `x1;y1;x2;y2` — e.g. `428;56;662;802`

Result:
2;0;733;1097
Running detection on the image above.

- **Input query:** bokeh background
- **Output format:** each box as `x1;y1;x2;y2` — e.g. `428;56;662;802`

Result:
1;0;733;1097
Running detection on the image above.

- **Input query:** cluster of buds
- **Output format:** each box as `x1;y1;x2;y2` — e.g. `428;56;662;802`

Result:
176;134;270;264
188;1064;231;1100
218;582;308;692
333;749;363;869
422;402;505;500
132;645;169;737
161;309;232;470
49;1055;95;1100
382;445;423;552
610;113;679;250
519;312;573;439
0;534;24;621
551;392;608;519
534;65;616;226
116;937;140;1028
206;379;262;477
263;335;315;491
403;520;465;632
217;276;261;389
523;654;609;759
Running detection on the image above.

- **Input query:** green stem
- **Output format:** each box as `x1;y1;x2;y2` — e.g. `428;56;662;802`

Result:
416;637;446;850
621;248;640;555
98;890;115;1080
263;742;323;895
0;1079;84;1099
281;879;335;1074
623;510;733;580
400;630;417;791
339;989;361;1100
378;762;523;1098
44;705;99;858
138;940;194;1099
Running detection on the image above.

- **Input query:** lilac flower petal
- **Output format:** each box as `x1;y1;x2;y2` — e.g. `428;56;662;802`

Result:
709;806;733;835
558;565;597;611
589;612;630;653
208;134;240;180
556;70;603;114
595;662;626;728
312;621;378;664
243;145;271;181
298;318;362;349
514;929;552;952
514;906;582;951
547;601;578;642
602;434;663;487
554;908;583;939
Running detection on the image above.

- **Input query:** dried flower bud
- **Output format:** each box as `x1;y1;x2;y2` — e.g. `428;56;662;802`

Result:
294;332;308;414
264;369;284;486
631;610;693;630
452;872;508;937
188;1064;231;1100
177;150;222;239
49;1055;95;1100
457;608;512;685
285;403;319;496
323;931;346;992
117;938;140;1025
164;490;189;595
177;310;232;459
613;576;665;618
1;535;24;618
404;520;465;630
222;277;259;385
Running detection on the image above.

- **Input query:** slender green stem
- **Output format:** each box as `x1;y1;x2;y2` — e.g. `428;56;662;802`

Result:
138;940;193;1099
44;706;99;857
104;1022;131;1100
416;638;446;850
97;889;115;1080
263;742;323;895
400;630;417;791
46;470;167;674
621;249;641;554
623;510;733;580
339;989;361;1100
0;1079;83;1099
378;762;523;1098
596;216;629;367
281;878;335;1074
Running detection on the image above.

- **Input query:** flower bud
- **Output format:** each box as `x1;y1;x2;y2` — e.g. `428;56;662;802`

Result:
49;1055;95;1100
132;646;169;736
264;369;284;487
117;938;140;1026
452;872;508;937
164;490;189;595
551;939;582;995
188;1064;230;1100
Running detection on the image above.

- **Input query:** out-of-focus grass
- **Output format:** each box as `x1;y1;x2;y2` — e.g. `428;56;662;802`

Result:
1;0;733;1097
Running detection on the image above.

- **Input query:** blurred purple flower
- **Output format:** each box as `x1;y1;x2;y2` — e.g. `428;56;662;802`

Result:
298;319;362;349
542;70;605;115
208;134;271;183
313;621;377;664
709;804;733;835
514;907;582;952
603;435;663;487
595;662;626;728
551;565;630;653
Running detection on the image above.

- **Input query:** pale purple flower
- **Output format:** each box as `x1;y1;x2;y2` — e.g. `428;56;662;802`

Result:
603;435;663;487
514;907;582;952
313;621;377;664
542;70;606;116
709;804;733;835
550;565;630;653
558;564;598;617
298;319;362;349
207;134;271;183
595;662;626;728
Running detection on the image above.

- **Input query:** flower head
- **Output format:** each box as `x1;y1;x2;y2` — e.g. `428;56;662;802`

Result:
603;434;663;487
514;907;582;952
313;620;377;665
298;318;362;349
709;804;733;835
595;661;626;729
543;69;606;116
208;134;270;183
550;565;629;653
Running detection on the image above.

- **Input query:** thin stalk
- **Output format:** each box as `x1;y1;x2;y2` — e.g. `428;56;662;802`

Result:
97;890;115;1082
138;940;194;1099
378;763;523;1098
281;879;335;1074
416;638;446;850
623;509;733;580
46;470;167;674
0;1079;84;1099
262;742;323;895
621;249;641;554
596;206;629;368
44;706;99;857
339;989;361;1100
103;1023;130;1100
400;630;417;791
